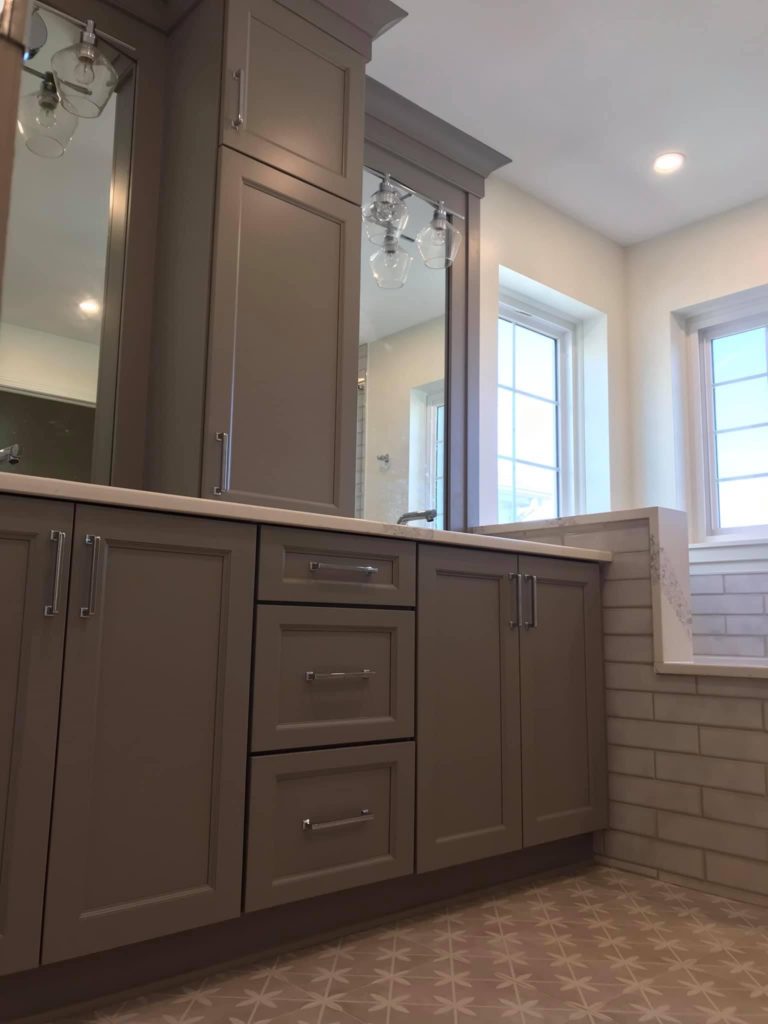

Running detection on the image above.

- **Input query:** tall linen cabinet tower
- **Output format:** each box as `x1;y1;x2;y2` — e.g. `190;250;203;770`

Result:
146;0;405;512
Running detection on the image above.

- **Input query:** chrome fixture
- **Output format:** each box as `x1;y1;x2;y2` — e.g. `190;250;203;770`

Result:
362;172;464;288
0;443;21;465
51;18;118;118
397;508;438;525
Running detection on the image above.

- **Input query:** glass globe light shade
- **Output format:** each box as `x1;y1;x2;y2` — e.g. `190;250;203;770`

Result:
416;201;463;269
51;20;118;118
362;174;409;246
369;232;413;289
17;73;77;158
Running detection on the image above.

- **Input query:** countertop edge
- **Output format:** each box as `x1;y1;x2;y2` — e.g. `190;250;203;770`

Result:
0;475;612;563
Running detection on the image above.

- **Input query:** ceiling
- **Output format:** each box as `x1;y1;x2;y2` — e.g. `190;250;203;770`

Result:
369;0;768;244
1;6;116;345
360;171;446;344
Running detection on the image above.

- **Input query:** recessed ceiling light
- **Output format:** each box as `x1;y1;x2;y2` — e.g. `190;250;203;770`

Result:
653;152;686;175
78;298;101;316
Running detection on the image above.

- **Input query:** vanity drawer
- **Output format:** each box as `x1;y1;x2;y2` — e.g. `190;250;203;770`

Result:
251;606;415;751
245;742;415;910
258;527;416;606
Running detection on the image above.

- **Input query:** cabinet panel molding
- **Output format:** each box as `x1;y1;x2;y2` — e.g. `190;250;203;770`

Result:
0;495;73;976
42;505;256;963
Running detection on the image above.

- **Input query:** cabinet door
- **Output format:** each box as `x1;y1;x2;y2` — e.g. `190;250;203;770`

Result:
417;545;522;873
202;149;359;515
222;0;364;202
519;556;607;847
0;496;73;976
42;505;256;963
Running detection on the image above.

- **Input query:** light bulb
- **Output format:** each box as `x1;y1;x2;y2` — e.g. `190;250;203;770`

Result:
17;73;77;158
369;230;413;289
362;174;409;246
51;19;118;118
74;53;96;87
416;201;463;269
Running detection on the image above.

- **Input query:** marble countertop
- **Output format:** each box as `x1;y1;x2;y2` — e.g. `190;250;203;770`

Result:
0;473;612;563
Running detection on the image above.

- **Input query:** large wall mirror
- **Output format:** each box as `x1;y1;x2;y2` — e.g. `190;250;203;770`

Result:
356;167;452;528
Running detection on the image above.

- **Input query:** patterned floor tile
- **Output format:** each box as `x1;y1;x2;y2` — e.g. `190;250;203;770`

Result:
52;865;768;1024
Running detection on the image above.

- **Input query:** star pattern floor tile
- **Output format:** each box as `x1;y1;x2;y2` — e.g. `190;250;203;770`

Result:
54;865;768;1024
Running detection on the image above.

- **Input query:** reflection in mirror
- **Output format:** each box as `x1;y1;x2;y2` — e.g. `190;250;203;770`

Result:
0;3;126;482
356;170;447;528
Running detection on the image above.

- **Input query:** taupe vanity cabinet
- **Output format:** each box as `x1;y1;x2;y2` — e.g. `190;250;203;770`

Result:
201;151;360;514
417;546;607;873
0;496;73;975
42;505;256;962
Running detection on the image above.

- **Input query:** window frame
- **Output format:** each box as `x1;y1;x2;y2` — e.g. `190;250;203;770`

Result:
497;298;579;523
698;312;768;538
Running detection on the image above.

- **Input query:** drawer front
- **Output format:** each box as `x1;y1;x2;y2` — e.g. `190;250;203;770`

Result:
252;606;415;750
245;742;415;910
258;527;416;606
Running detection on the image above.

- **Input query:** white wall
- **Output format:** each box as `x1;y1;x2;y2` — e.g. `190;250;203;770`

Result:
479;176;630;524
0;321;99;405
364;317;444;524
627;196;768;513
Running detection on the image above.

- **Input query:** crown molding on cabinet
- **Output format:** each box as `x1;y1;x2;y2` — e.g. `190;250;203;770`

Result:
365;77;512;199
276;0;406;59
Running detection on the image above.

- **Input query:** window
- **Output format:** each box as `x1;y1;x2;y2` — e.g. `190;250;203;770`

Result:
429;397;446;529
497;314;566;523
700;320;768;532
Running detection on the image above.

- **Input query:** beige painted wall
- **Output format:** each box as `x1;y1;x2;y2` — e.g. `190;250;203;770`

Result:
363;317;445;525
627;196;768;513
479;175;630;524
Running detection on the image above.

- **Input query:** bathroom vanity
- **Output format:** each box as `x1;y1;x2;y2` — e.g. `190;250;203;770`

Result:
0;476;608;1001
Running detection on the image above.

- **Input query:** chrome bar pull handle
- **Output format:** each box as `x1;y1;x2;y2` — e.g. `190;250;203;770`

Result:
44;529;66;617
214;431;230;495
305;669;375;682
507;573;528;626
302;809;373;833
308;561;379;576
80;535;102;618
232;68;245;128
524;574;539;629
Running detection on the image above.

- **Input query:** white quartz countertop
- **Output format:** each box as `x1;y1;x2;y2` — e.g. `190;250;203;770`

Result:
0;474;612;563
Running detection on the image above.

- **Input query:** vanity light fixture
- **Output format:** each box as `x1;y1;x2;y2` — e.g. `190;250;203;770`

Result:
362;174;409;246
16;72;77;158
653;152;686;175
416;200;463;269
51;19;117;118
369;228;413;289
78;298;101;316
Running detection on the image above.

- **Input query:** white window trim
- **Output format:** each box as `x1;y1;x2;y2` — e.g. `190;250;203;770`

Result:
498;293;583;519
696;311;768;540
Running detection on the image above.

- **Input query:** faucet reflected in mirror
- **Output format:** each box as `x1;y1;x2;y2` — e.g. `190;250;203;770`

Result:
0;443;21;465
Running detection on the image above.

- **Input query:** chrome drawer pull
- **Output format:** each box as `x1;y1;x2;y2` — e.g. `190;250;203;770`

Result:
44;529;66;617
305;669;375;682
507;571;522;629
232;67;245;129
308;560;379;576
214;431;230;496
302;809;374;833
524;573;539;629
80;535;102;618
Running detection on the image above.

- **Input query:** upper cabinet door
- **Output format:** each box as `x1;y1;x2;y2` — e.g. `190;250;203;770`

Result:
42;505;256;964
202;149;360;515
519;556;608;847
0;496;73;977
416;545;522;873
223;0;364;203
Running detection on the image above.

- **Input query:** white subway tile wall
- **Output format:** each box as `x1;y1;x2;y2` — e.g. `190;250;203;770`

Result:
691;571;768;659
595;523;768;904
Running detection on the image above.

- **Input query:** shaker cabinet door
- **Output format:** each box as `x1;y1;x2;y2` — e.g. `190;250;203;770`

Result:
416;545;522;872
222;0;364;202
202;149;359;516
42;505;256;963
519;556;607;847
0;496;73;976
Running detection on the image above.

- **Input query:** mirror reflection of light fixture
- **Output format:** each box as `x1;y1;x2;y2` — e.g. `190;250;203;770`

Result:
362;174;409;246
51;19;118;118
416;201;463;270
24;9;49;61
369;228;413;289
78;298;101;316
17;72;77;158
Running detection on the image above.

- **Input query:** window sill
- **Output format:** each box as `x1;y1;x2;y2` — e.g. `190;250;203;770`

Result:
657;658;768;680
